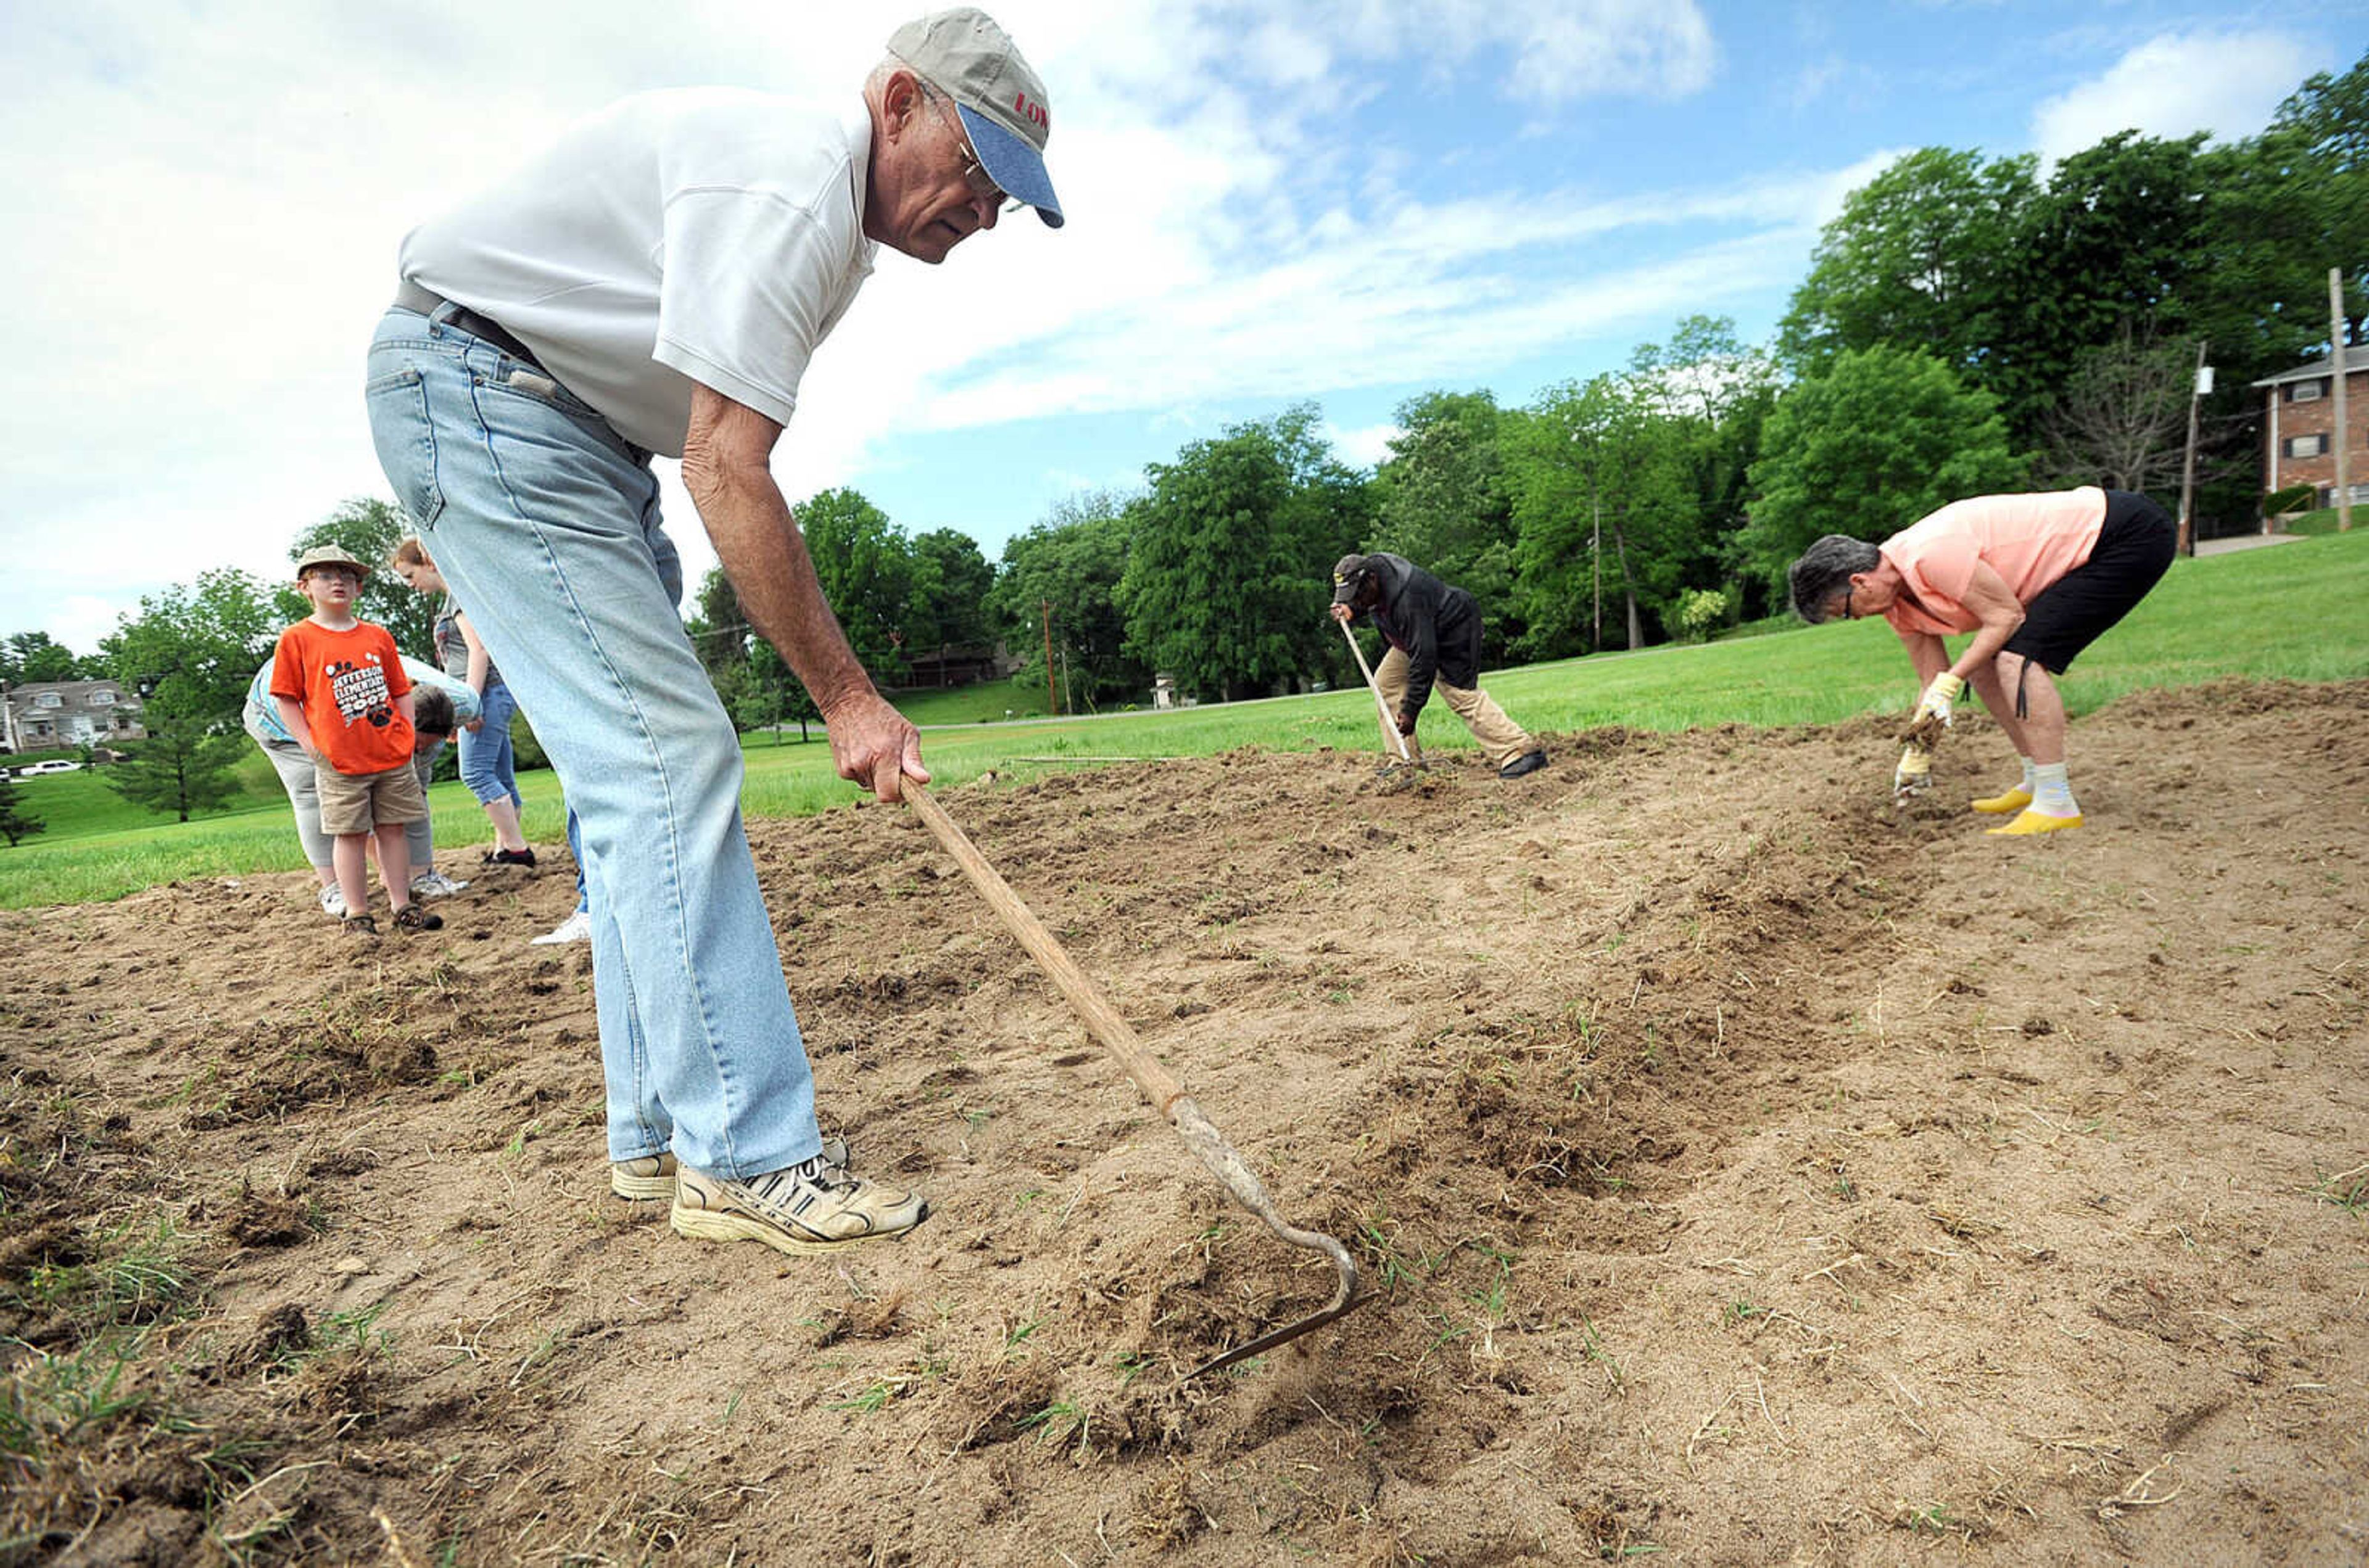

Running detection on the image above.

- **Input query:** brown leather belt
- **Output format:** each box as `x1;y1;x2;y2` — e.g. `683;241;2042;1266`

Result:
394;281;545;370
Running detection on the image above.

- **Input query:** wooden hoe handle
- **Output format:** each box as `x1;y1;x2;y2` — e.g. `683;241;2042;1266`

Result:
898;777;1188;1116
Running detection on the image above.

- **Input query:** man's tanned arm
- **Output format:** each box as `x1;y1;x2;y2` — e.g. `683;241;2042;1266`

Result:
681;384;928;801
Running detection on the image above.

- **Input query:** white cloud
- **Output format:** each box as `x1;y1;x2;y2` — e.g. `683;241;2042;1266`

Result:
2029;29;2324;165
1325;421;1404;471
0;0;1761;649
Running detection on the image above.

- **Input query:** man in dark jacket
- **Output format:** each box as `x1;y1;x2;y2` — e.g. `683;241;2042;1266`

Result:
1330;552;1547;778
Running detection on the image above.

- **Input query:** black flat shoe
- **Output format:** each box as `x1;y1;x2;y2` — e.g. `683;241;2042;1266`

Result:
1497;750;1548;780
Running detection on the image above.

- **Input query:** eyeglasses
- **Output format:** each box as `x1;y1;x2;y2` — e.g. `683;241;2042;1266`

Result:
1842;583;1857;621
931;94;1023;213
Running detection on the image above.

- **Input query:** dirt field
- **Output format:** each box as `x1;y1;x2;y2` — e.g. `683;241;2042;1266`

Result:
5;679;2367;1566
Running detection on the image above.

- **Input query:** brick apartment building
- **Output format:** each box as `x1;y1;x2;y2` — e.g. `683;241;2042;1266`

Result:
2253;342;2369;512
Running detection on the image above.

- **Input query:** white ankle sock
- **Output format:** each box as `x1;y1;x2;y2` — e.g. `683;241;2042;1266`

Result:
2032;762;2077;817
2017;756;2036;794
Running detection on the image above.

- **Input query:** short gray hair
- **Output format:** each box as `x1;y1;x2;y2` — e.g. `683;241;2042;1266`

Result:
1788;535;1882;624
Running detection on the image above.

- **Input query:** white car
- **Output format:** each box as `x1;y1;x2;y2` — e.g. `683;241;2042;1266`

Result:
13;760;83;776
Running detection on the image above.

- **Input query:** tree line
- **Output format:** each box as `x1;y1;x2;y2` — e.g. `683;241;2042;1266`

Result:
6;49;2359;832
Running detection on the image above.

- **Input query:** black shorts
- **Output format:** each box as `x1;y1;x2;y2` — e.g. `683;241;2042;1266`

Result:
2003;490;2175;674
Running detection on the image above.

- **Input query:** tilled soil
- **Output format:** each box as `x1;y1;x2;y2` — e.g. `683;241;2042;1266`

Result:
4;679;2367;1566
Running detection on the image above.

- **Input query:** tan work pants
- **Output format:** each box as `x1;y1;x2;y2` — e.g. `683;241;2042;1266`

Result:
1373;647;1534;769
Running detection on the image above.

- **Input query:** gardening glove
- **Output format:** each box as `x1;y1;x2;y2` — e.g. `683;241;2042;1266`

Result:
1914;672;1964;730
1893;741;1932;801
1395;708;1419;737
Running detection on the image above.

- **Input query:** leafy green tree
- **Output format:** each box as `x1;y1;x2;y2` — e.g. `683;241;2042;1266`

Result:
2;632;91;685
1507;374;1695;655
102;693;250;822
796;487;918;684
97;569;281;822
1117;406;1367;701
685;565;751;685
908;527;996;658
1370;390;1521;649
1737;345;2028;602
1629;315;1782;615
0;769;43;846
2233;50;2368;351
735;642;822;743
988;492;1145;712
685;566;819;740
289;498;437;659
1987;131;2227;444
100;568;281;731
1777;147;2036;381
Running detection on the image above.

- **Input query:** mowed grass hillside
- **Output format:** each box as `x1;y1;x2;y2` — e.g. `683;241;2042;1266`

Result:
4;529;2364;909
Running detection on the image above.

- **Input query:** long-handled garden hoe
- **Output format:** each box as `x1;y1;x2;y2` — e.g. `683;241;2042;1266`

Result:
1339;618;1413;765
901;777;1365;1378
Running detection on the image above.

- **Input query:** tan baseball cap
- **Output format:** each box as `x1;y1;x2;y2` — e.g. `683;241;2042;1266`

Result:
888;7;1064;228
294;545;370;580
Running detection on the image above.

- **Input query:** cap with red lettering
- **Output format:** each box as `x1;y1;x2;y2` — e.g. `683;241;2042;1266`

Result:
888;7;1064;228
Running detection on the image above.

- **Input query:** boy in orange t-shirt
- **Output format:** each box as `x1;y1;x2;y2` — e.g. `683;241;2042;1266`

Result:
270;546;444;936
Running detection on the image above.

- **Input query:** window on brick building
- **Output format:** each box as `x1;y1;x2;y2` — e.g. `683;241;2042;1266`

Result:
2287;378;2327;402
2284;434;2328;458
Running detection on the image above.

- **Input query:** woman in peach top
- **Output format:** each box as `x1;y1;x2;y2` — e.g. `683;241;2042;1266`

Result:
1787;488;2175;835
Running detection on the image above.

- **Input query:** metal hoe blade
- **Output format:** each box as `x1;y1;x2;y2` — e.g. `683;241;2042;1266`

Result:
900;778;1366;1378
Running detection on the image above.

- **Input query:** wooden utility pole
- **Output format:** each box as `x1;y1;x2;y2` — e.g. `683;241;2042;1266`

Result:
2334;268;2354;533
1040;600;1059;715
2176;339;2209;556
1590;495;1602;651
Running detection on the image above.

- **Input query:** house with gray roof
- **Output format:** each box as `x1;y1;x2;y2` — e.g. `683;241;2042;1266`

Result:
1;679;146;754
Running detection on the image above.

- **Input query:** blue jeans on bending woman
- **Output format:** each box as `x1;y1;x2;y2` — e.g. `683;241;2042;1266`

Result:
460;677;524;817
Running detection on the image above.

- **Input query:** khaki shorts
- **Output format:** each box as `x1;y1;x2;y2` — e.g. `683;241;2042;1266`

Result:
316;759;428;836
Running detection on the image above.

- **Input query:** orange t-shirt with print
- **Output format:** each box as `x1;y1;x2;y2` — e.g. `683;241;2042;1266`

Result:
1878;487;2109;637
269;619;415;775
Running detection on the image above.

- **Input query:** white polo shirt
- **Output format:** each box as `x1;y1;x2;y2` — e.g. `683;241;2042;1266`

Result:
398;89;878;458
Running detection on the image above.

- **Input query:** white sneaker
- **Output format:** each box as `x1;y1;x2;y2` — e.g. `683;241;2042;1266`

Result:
318;885;347;919
671;1155;927;1253
530;908;592;946
410;870;469;898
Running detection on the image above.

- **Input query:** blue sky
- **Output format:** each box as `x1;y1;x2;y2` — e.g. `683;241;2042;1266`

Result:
0;0;2354;655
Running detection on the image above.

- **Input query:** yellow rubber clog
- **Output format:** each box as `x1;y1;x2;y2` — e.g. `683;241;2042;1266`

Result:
1985;809;2083;836
1970;786;2033;814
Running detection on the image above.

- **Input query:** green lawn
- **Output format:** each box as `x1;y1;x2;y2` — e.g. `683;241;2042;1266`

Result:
6;528;2364;909
2277;508;2362;538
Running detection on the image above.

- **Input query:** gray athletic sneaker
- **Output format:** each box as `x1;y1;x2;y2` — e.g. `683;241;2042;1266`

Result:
611;1136;847;1201
671;1152;927;1253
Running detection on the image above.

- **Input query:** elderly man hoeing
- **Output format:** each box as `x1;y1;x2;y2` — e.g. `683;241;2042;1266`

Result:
364;9;1062;1254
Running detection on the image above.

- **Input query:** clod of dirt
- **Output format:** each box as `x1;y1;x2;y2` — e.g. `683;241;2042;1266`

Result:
1131;1466;1205;1551
220;1186;314;1248
239;1302;312;1370
942;1358;1060;1452
1901;710;1948;750
809;1287;911;1347
287;1347;384;1421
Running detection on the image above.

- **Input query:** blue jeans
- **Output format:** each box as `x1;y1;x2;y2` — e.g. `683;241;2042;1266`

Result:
365;305;821;1178
566;807;589;915
459;677;523;811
